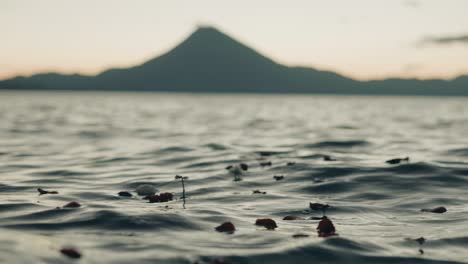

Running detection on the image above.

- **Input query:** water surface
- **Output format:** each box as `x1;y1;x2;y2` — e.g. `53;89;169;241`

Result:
1;91;468;264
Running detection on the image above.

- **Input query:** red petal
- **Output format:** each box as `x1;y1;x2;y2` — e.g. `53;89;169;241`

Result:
255;218;277;230
215;222;236;233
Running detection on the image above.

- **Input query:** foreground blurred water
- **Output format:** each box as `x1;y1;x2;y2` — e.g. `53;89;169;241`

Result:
1;91;468;264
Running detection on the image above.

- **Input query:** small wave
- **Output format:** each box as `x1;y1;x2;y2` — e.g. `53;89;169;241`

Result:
322;237;383;252
0;203;42;213
299;181;358;194
8;128;50;134
76;130;110;139
141;146;194;157
432;237;468;247
0;184;33;192
31;169;88;177
255;150;291;156
182;160;231;169
93;156;133;164
125;181;161;190
4;164;42;170
203;143;229;151
3;210;202;231
4;208;77;221
198;242;463;264
344;192;393;201
447;148;468;157
297;154;327;159
304;140;370;149
158;156;200;165
335;125;358;130
313;167;360;178
384;162;445;174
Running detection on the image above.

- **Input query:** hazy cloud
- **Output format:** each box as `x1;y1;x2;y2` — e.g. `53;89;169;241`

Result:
421;34;468;45
402;63;423;73
403;0;421;8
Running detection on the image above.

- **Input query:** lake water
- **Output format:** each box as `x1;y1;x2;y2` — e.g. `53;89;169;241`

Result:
1;91;468;264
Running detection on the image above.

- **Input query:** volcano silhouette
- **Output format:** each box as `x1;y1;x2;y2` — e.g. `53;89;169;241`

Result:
1;26;467;95
93;26;354;92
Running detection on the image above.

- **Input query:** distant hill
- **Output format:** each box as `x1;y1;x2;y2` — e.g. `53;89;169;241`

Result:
1;26;467;95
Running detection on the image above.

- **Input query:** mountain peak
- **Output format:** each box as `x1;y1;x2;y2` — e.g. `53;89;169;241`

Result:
139;25;280;71
176;25;243;50
193;25;223;35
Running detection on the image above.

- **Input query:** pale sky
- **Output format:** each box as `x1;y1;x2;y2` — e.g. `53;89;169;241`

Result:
1;0;467;80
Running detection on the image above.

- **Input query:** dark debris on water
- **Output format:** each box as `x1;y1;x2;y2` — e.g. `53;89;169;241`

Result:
60;247;82;259
385;157;409;164
421;206;447;213
37;188;58;195
283;215;304;220
309;203;330;211
260;161;272;167
25;148;448;261
317;216;337;237
292;233;310;238
215;222;236;233
406;237;426;255
62;201;81;208
255;218;277;230
415;237;426;245
323;155;336;161
144;192;173;203
273;175;284;181
225;163;248;171
118;191;133;197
